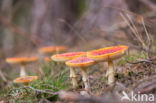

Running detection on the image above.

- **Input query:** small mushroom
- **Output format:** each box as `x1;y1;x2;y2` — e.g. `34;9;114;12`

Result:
87;45;128;85
38;46;67;55
44;57;52;62
51;52;86;88
13;76;38;86
6;57;39;76
66;57;95;91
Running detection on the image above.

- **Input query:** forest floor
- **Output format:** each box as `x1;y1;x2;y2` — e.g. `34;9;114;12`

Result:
0;38;156;103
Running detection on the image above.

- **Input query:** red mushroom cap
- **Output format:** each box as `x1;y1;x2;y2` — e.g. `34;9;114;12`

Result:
6;57;39;65
66;57;95;67
13;76;38;83
87;45;128;62
51;52;86;62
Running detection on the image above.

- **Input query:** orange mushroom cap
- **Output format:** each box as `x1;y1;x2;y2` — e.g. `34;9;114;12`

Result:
51;52;86;62
87;45;128;62
66;57;95;67
6;57;39;64
39;46;67;54
13;76;38;83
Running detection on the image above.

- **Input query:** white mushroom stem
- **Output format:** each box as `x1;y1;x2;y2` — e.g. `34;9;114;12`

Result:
81;68;89;91
70;67;78;88
107;60;115;85
20;64;27;76
56;48;60;54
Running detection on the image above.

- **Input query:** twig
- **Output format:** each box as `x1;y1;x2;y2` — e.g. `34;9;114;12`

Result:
28;86;59;95
120;13;153;59
120;13;142;45
126;14;145;48
129;44;156;55
8;86;59;96
120;13;146;48
141;17;152;59
59;91;121;103
125;57;156;64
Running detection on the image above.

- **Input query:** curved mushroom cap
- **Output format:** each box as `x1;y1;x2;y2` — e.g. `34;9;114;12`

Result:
44;57;51;62
87;45;128;62
13;76;38;84
6;57;39;64
51;52;86;62
39;46;67;54
66;57;95;68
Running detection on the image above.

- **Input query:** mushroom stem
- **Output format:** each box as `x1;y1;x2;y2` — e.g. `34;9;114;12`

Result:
20;64;27;76
56;48;60;54
81;68;89;91
70;67;78;88
107;60;115;85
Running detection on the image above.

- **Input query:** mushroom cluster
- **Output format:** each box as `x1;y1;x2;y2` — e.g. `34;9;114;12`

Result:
5;45;128;93
66;57;95;91
50;45;128;90
51;52;86;88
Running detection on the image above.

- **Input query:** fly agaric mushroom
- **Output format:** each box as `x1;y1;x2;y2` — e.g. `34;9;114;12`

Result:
39;46;67;54
87;45;128;85
14;76;38;86
6;57;39;76
66;57;95;91
51;52;86;62
51;52;86;88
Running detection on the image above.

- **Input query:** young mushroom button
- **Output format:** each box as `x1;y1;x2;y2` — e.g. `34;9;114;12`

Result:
87;45;128;85
51;52;86;88
66;57;95;91
6;57;39;77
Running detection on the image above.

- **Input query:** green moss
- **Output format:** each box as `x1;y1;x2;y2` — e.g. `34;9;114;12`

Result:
0;61;70;102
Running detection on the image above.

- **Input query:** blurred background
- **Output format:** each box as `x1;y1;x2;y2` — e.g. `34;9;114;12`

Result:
0;1;156;102
0;0;156;58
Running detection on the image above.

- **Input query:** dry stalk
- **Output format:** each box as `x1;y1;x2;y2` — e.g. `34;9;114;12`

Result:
120;13;152;59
